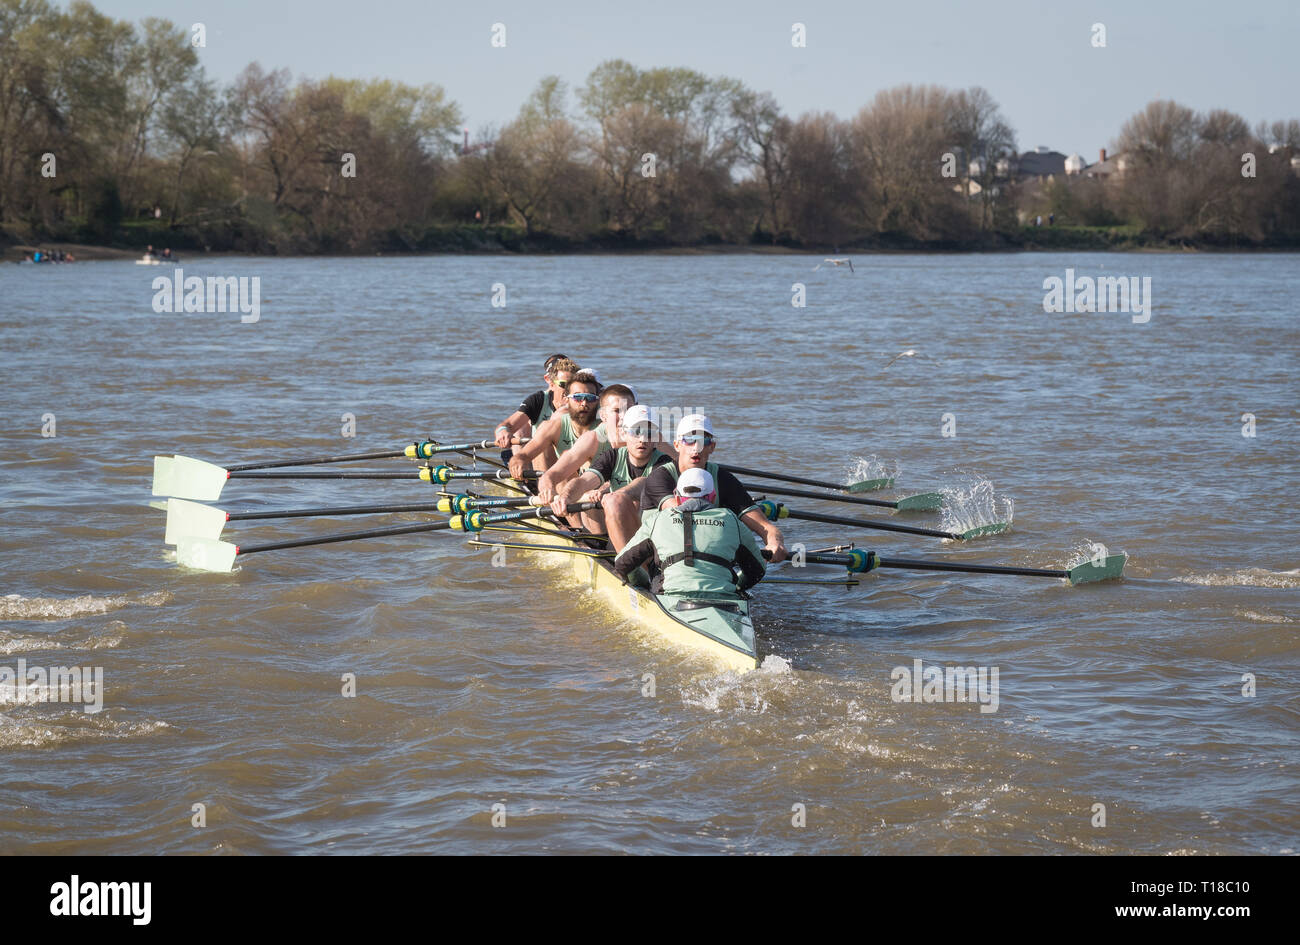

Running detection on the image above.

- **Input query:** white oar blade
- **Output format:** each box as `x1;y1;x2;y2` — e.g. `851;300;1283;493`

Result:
147;500;168;511
175;536;239;573
165;455;229;501
165;498;227;545
151;456;175;496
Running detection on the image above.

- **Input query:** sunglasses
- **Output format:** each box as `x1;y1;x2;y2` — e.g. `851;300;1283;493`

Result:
552;377;571;390
569;392;598;404
623;424;654;440
678;434;714;446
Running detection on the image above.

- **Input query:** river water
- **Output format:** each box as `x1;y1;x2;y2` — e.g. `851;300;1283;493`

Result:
1;252;1296;854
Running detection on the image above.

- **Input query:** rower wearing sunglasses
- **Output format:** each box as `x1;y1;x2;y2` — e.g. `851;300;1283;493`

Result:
509;370;610;479
493;354;579;466
640;414;788;563
540;400;674;548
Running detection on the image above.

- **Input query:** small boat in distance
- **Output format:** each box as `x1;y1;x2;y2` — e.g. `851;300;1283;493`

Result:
136;246;178;265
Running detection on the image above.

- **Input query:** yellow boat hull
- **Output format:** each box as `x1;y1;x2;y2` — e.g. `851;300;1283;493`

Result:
488;520;759;674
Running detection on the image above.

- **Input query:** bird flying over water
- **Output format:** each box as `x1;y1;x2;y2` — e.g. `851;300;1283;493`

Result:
882;349;917;370
813;258;854;272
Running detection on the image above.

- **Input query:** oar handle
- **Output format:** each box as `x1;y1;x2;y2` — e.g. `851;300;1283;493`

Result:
421;465;539;484
453;501;598;533
407;437;530;458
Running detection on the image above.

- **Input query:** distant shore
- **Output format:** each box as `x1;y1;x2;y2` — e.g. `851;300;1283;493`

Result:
6;227;1298;262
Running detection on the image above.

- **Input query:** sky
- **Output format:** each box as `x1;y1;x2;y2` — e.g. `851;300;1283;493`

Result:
95;0;1298;158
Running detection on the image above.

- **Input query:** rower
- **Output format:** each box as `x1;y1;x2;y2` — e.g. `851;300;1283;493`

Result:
508;370;606;479
640;413;788;562
613;468;766;599
541;400;673;547
493;355;577;466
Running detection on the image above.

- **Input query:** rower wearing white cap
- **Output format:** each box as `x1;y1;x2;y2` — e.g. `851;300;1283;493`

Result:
638;413;788;562
542;400;673;547
613;467;767;598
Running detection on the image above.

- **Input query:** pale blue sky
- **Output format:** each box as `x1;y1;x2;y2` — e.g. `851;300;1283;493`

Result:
98;0;1297;157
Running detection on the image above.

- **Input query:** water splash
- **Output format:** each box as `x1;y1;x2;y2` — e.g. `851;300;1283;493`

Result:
845;455;901;484
939;478;1013;536
1064;540;1123;570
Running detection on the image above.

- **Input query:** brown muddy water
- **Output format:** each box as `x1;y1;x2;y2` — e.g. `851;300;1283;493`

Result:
1;253;1296;853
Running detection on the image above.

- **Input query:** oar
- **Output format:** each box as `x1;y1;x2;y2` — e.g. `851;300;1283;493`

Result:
770;549;1127;585
161;436;530;475
163;495;539;544
757;501;1008;542
720;463;896;492
738;480;942;512
153;456;533;501
419;465;539;485
175;501;597;573
411;437;528;459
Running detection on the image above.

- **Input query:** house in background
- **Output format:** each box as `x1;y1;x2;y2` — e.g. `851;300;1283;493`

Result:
1081;148;1129;180
1014;146;1067;180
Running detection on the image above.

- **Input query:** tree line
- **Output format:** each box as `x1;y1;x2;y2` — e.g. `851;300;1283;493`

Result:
2;0;1298;254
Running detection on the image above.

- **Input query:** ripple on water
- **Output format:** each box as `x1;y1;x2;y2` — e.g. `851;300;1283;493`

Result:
0;591;171;621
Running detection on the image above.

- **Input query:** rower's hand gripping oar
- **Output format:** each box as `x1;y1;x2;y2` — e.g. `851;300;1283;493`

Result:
756;500;1008;542
762;548;1127;585
174;501;597;573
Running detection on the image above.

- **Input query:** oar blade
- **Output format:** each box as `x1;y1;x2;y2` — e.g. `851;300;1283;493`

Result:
1067;553;1127;585
151;456;175;496
847;477;894;493
959;522;1011;541
894;491;944;512
175;536;239;573
164;455;229;501
165;498;227;545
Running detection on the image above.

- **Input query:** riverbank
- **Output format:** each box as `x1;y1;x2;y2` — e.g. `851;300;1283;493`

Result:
5;225;1298;261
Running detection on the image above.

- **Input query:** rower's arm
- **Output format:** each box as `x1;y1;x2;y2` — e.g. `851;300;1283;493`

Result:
546;429;599;481
740;507;787;562
613;513;657;581
734;522;767;591
514;415;561;463
494;410;530;442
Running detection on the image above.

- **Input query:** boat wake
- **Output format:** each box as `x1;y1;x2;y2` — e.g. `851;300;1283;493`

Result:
679;655;794;713
1174;568;1300;589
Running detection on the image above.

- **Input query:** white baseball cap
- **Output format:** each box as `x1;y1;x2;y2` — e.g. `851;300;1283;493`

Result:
675;413;714;439
621;404;657;432
675;467;716;498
